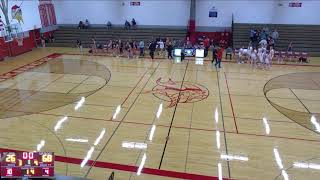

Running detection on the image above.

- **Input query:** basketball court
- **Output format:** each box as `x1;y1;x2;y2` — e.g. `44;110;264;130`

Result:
0;47;319;179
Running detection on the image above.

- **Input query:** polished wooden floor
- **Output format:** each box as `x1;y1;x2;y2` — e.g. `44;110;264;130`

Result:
0;47;320;180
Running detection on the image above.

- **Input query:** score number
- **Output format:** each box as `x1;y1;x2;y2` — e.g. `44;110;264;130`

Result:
43;168;51;176
42;154;53;163
22;152;34;160
6;168;13;176
24;168;35;176
5;154;16;163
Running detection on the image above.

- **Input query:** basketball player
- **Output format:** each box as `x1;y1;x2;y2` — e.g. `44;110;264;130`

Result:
76;40;83;53
247;45;253;63
41;35;46;48
132;41;138;58
149;40;157;60
105;40;112;54
158;39;165;57
166;41;173;59
258;47;263;65
269;46;275;64
118;39;124;57
215;46;224;68
125;42;133;59
250;48;258;68
237;47;243;64
91;38;97;53
264;51;271;70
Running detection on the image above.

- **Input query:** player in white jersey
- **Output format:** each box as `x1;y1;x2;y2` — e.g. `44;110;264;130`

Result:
238;47;244;64
250;48;258;68
264;52;271;70
269;47;275;65
158;39;164;57
258;48;263;64
247;46;253;63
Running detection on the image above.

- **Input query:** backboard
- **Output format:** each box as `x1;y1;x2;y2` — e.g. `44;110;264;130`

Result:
2;23;23;42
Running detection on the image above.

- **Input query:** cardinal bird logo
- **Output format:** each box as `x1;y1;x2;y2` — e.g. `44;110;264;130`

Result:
146;78;209;108
11;5;24;24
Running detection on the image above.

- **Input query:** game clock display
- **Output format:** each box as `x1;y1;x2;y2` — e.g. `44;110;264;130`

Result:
0;152;54;178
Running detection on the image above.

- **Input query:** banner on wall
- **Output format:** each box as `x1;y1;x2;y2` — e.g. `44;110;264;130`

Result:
11;5;24;24
0;1;42;32
289;2;302;7
130;1;141;6
209;6;218;18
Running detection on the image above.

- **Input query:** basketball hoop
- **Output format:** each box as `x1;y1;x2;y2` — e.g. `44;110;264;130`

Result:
16;37;23;46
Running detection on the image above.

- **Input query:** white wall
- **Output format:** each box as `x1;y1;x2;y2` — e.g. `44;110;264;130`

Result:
52;0;320;30
0;0;42;31
196;0;320;31
53;0;122;24
53;0;190;26
273;0;320;25
196;0;276;31
121;0;190;26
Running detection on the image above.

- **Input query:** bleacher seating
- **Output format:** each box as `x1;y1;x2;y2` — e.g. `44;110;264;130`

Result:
49;25;187;48
233;23;320;56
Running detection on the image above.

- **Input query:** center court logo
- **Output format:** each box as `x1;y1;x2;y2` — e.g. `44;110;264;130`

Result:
146;78;209;108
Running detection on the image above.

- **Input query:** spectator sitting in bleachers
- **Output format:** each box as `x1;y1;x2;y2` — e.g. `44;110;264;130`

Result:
78;21;84;29
271;29;279;41
259;38;267;48
260;29;267;40
299;54;309;63
84;19;90;29
125;20;131;30
268;37;275;49
131;18;137;29
107;21;112;29
287;42;293;52
263;27;270;37
250;29;255;42
256;29;261;40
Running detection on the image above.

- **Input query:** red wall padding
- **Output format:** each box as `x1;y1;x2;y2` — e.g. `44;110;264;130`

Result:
0;30;37;60
0;38;9;60
190;31;232;47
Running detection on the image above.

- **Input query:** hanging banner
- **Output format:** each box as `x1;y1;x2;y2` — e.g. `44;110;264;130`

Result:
289;2;302;7
130;2;141;6
209;6;218;18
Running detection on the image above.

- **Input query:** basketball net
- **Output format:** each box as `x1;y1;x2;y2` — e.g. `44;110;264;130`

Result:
16;37;23;46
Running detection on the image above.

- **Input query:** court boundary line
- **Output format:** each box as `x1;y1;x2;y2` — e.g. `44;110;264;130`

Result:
158;60;189;169
1;57;113;120
223;115;295;124
216;70;231;178
0;53;61;82
84;66;153;178
185;68;198;172
229;93;320;102
289;89;312;113
61;53;320;67
6;104;320;143
7;108;320;143
224;72;239;134
0;147;232;180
